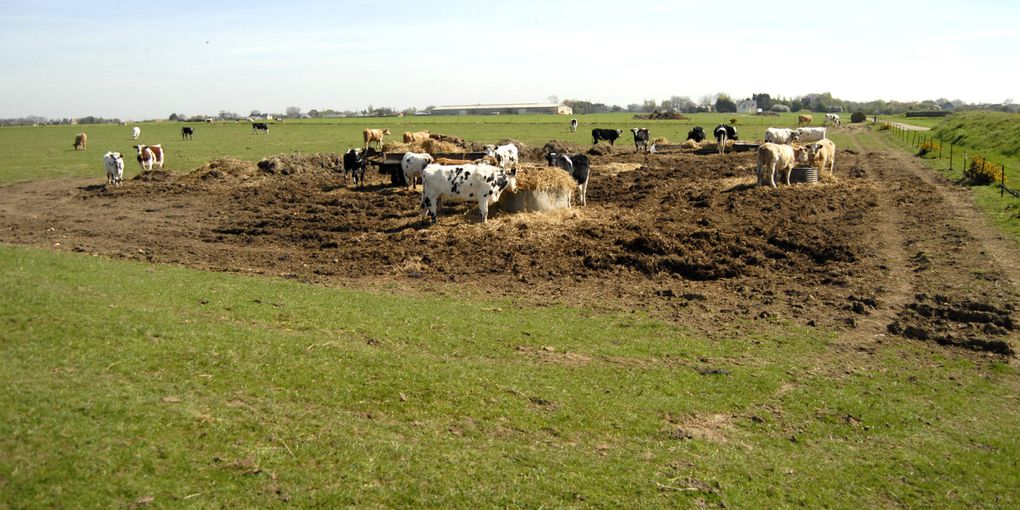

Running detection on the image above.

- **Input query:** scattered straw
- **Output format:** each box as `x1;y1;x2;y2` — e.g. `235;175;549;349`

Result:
593;162;642;176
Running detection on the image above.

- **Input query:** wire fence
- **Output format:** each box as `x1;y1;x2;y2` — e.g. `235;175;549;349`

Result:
883;123;1018;199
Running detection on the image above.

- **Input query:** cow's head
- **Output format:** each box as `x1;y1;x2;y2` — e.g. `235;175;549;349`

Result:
795;145;813;165
789;130;800;142
616;129;623;136
505;167;518;193
382;129;391;135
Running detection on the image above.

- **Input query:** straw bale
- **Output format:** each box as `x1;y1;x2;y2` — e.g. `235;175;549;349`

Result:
514;163;578;193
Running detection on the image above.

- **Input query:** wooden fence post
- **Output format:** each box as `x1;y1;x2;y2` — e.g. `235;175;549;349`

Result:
938;137;942;159
1002;165;1006;197
949;144;953;170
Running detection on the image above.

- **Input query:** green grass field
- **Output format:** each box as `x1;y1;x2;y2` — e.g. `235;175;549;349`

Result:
2;114;1019;508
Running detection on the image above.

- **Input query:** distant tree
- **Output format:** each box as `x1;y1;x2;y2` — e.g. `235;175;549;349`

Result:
626;103;642;113
790;99;802;112
715;95;737;113
169;113;179;121
548;95;559;104
401;107;418;116
249;110;261;118
218;110;239;120
286;106;301;118
771;104;791;113
307;109;319;118
752;93;773;111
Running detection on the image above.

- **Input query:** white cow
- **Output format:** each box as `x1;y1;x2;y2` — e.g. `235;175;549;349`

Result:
420;163;517;223
400;152;434;190
794;127;827;143
806;138;836;175
764;127;799;145
131;126;141;140
103;151;125;186
824;113;841;127
756;142;807;188
485;143;519;170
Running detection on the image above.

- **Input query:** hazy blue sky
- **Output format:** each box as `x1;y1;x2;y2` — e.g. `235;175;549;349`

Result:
1;0;1017;119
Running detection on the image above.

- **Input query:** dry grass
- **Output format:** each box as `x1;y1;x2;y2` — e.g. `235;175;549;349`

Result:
593;162;643;176
514;164;577;193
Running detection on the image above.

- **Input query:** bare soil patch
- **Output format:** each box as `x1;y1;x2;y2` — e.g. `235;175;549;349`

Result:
0;139;1016;354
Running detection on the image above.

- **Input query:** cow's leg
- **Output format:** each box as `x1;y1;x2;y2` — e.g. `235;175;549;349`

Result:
580;182;587;206
478;200;489;223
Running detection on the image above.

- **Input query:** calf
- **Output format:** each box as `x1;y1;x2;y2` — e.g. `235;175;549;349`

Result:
592;128;623;146
764;127;799;145
342;148;367;187
486;143;519;170
363;128;390;149
713;124;738;154
546;152;591;206
181;126;194;140
824;113;841;127
806;138;836;175
794;127;826;143
400;152;434;190
133;144;165;171
402;130;430;143
103;151;124;186
756;142;806;188
420;163;517;223
73;132;87;151
687;126;706;142
570;118;578;133
797;114;813;126
131;126;141;140
631;128;650;152
252;122;269;134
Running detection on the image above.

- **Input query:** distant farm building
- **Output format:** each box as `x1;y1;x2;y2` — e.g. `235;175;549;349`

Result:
736;99;758;114
430;103;573;116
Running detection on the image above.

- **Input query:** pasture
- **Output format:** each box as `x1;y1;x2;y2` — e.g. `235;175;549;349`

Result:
1;115;1018;508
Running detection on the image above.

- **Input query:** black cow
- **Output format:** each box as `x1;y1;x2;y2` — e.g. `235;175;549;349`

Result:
631;128;650;152
546;152;591;206
342;148;367;187
592;128;623;146
181;126;194;140
687;126;706;142
713;124;739;154
252;122;269;134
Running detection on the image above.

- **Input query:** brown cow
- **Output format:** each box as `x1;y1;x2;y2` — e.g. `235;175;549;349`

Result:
133;144;165;171
402;130;430;143
797;114;813;126
363;128;391;149
806;138;836;175
73;133;87;151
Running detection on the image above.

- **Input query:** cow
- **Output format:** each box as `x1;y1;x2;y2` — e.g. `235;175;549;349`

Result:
342;148;367;187
805;138;836;175
485;143;519;170
756;142;806;188
764;127;799;145
713;124;739;154
402;130;430;143
797;114;813;126
133;144;164;171
420;163;517;224
252;122;269;134
363;128;390;149
631;128;650;153
794;127;827;143
400;152;434;190
181;126;194;140
103;151;125;186
546;152;591;206
687;126;706;142
570;118;578;133
592;128;623;146
131;126;141;140
73;133;87;151
824;113;841;127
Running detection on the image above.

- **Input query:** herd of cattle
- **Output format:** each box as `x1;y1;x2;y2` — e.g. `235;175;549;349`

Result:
77;116;840;221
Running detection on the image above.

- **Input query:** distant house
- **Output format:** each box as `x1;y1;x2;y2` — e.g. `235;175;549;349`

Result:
736;99;758;114
430;103;573;116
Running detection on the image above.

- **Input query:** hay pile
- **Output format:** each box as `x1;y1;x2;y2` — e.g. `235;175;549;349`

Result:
429;133;464;144
587;144;613;156
421;139;463;154
256;153;342;175
652;137;670;145
497;138;526;150
514;164;578;193
382;141;412;152
593;162;643;176
189;158;259;180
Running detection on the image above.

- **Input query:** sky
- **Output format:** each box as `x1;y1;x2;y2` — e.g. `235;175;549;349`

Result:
1;0;1018;120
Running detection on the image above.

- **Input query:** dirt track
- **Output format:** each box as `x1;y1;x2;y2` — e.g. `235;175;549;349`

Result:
0;129;1016;354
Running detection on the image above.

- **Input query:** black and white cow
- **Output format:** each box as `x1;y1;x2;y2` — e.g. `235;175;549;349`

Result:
546;152;591;206
687;126;706;142
420;163;517;223
713;124;739;154
592;128;623;146
252;122;269;134
570;118;578;133
343;148;367;187
631;128;650;152
181;126;194;140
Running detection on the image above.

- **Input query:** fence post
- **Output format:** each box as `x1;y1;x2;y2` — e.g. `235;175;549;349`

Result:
938;137;942;159
949;144;953;170
1002;165;1006;197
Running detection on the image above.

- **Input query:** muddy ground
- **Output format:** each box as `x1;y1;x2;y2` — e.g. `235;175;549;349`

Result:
0;131;1016;355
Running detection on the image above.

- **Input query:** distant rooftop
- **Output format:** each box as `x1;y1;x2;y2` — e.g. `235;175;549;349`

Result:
433;103;565;110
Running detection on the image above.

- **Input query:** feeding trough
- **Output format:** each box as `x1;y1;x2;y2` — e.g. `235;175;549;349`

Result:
789;166;818;184
493;164;577;214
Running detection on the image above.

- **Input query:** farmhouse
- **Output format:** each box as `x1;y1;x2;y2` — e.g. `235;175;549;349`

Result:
430;103;573;116
736;99;758;114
